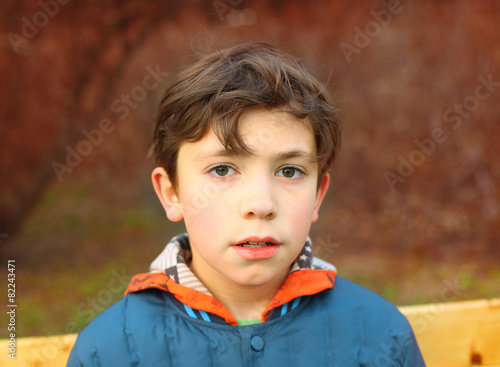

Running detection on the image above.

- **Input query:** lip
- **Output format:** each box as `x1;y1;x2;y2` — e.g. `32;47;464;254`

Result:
234;236;280;246
231;236;281;260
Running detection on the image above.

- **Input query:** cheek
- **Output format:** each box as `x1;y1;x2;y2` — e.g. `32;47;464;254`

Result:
180;181;229;234
284;191;318;227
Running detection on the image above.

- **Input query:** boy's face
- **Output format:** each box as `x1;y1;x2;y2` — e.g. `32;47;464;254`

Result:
153;108;329;293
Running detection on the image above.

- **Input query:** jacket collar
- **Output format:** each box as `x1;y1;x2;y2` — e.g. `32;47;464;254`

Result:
126;233;337;325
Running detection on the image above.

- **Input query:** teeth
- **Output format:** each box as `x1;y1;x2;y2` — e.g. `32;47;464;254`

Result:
239;242;271;248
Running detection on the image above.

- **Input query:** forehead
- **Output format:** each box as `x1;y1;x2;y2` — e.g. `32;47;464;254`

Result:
180;109;316;161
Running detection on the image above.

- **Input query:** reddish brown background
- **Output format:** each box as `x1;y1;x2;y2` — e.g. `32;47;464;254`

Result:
1;0;499;337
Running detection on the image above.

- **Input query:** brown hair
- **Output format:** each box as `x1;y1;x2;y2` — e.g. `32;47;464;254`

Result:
152;42;341;188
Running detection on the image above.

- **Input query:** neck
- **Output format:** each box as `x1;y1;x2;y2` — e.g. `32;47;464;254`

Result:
190;264;288;321
210;278;284;321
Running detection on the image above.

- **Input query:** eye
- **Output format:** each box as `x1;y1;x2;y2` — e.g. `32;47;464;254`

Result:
209;165;236;177
276;166;304;179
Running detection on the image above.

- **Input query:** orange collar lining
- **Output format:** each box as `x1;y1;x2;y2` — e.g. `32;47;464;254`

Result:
126;269;336;325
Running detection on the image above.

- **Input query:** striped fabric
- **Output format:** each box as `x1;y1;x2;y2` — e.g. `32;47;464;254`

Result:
149;233;336;298
149;233;212;295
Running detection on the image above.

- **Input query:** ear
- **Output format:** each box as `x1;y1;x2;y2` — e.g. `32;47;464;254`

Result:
151;167;184;222
312;173;330;223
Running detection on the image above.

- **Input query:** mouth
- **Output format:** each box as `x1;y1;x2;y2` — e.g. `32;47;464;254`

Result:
237;241;277;248
232;236;281;260
234;237;280;248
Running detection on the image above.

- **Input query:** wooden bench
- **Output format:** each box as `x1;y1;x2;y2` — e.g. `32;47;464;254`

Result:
400;298;500;366
1;298;499;366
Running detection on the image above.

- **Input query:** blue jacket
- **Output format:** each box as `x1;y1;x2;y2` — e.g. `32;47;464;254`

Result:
68;235;425;366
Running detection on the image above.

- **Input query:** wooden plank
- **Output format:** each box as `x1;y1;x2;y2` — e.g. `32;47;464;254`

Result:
400;298;500;367
0;298;498;366
0;334;77;367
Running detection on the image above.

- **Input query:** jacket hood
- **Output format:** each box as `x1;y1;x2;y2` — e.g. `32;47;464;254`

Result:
125;233;337;325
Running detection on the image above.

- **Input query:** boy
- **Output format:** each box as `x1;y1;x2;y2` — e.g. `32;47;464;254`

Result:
68;42;425;366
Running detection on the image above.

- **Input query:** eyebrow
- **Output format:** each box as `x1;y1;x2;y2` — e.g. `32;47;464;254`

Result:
273;149;316;162
197;148;316;162
197;148;245;160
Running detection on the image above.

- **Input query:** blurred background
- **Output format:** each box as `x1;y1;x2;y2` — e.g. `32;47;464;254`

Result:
1;0;499;338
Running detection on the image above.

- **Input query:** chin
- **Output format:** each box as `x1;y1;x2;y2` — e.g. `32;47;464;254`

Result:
233;271;285;288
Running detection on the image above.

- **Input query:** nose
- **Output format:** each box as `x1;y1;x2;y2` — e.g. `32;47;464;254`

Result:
240;176;277;220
